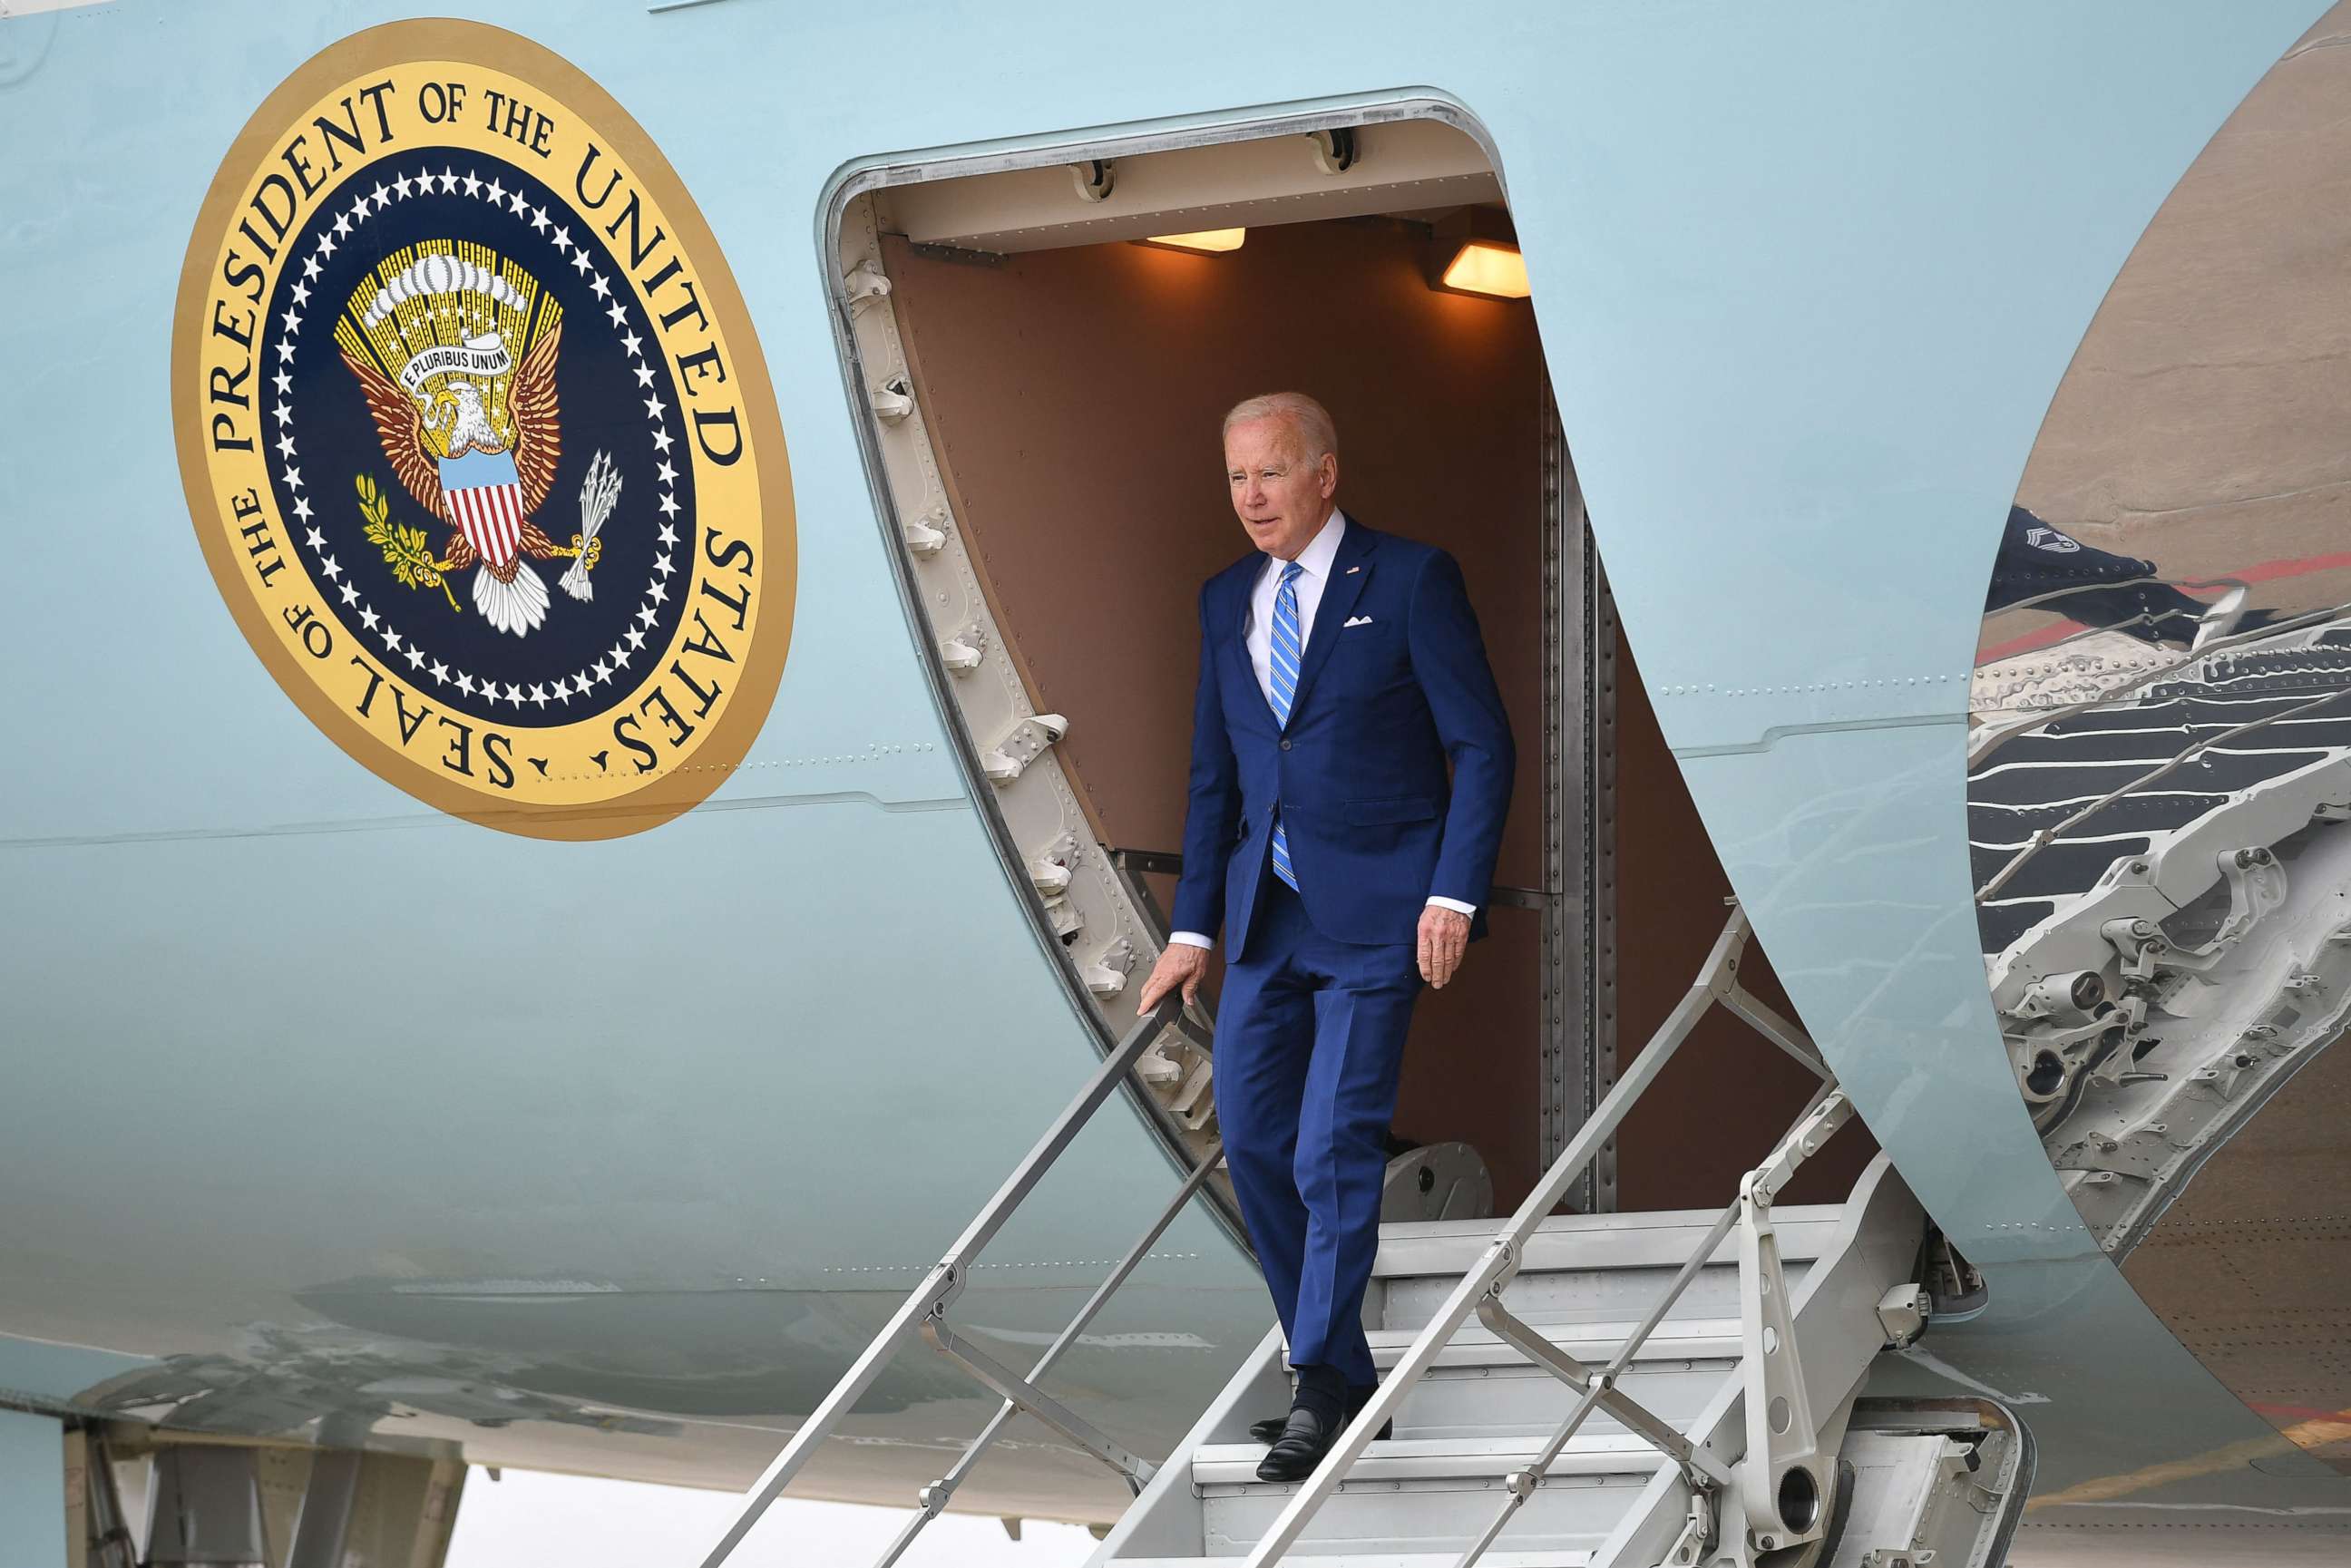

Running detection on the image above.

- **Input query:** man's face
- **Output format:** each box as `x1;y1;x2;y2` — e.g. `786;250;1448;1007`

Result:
1224;417;1338;560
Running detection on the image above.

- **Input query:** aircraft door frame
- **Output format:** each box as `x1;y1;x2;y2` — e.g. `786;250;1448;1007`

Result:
816;93;1611;1217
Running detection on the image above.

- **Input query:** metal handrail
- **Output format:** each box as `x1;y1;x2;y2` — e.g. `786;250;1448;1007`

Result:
1457;1083;1852;1568
698;994;1201;1567
1241;906;1832;1567
705;905;1835;1567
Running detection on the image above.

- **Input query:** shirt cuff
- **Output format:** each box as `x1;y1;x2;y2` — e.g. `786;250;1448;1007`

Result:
1425;896;1477;918
1168;931;1215;950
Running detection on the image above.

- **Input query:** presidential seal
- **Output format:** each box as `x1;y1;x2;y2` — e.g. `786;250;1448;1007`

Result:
173;22;793;837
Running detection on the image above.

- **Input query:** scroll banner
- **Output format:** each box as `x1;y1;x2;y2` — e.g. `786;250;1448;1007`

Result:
398;333;512;393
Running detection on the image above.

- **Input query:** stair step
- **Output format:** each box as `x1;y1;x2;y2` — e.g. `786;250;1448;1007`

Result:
1195;1432;1666;1558
1220;1316;1733;1446
1373;1203;1846;1280
1378;1260;1812;1336
1110;1555;1591;1567
1379;1365;1732;1445
1351;1318;1737;1440
1088;1162;1959;1567
1193;1433;1670;1491
1364;1317;1742;1367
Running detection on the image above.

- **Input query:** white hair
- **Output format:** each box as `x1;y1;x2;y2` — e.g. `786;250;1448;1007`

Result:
1222;392;1338;463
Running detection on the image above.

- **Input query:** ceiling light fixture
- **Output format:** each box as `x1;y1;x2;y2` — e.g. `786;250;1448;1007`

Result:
1425;208;1530;301
1439;239;1530;299
1137;229;1247;255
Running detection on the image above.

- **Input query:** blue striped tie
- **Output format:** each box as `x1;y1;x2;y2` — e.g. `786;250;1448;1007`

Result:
1268;560;1304;891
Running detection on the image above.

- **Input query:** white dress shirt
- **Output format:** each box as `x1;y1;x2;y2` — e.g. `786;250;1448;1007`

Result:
1244;507;1349;709
1171;510;1476;951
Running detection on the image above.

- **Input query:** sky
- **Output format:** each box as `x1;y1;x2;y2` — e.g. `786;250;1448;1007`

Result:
444;1467;1099;1566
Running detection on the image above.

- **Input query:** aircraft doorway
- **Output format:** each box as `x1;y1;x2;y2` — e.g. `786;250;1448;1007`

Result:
830;108;1871;1219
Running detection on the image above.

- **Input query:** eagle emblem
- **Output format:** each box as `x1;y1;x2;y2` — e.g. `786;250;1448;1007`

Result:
334;249;616;636
175;29;792;835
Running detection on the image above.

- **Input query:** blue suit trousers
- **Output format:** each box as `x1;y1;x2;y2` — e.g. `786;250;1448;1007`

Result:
1215;874;1422;1388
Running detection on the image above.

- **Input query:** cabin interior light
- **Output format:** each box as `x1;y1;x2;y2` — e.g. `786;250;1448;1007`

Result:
1438;239;1530;299
1424;207;1529;301
1138;229;1248;254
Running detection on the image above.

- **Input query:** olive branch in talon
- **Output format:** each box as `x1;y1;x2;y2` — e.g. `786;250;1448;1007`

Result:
356;472;462;613
559;450;622;602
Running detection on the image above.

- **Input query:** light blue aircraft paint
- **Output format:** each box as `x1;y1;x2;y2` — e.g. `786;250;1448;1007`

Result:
3;0;2346;1558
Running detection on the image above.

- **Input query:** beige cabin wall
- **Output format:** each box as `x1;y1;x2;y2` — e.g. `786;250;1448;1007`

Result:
881;211;1849;1213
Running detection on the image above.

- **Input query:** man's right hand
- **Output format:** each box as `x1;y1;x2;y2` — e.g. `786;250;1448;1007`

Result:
1136;943;1211;1015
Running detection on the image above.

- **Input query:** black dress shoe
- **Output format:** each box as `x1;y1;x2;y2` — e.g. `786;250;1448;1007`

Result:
1251;1386;1394;1457
1249;1404;1394;1446
1256;1403;1338;1481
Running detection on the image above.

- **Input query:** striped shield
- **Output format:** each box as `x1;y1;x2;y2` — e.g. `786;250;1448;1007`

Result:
440;448;526;570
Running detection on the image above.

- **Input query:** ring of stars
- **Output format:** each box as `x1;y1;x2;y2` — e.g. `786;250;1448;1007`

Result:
269;163;685;716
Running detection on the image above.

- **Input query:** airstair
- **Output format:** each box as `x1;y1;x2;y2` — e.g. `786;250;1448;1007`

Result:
698;911;2031;1568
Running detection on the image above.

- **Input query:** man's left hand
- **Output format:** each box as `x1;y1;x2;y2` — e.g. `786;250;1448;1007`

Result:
1418;905;1470;989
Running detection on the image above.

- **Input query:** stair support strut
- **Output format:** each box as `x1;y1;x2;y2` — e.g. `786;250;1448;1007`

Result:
1736;1089;1855;1556
873;1143;1223;1566
1478;1291;1732;1494
922;1320;1160;1492
698;996;1191;1567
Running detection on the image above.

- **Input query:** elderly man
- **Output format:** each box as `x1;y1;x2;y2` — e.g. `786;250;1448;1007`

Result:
1136;392;1515;1481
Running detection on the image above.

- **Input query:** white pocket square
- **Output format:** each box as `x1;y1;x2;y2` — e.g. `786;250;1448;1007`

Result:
1343;615;1374;628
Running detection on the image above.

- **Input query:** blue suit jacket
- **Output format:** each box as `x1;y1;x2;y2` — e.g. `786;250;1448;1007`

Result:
1172;519;1516;952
